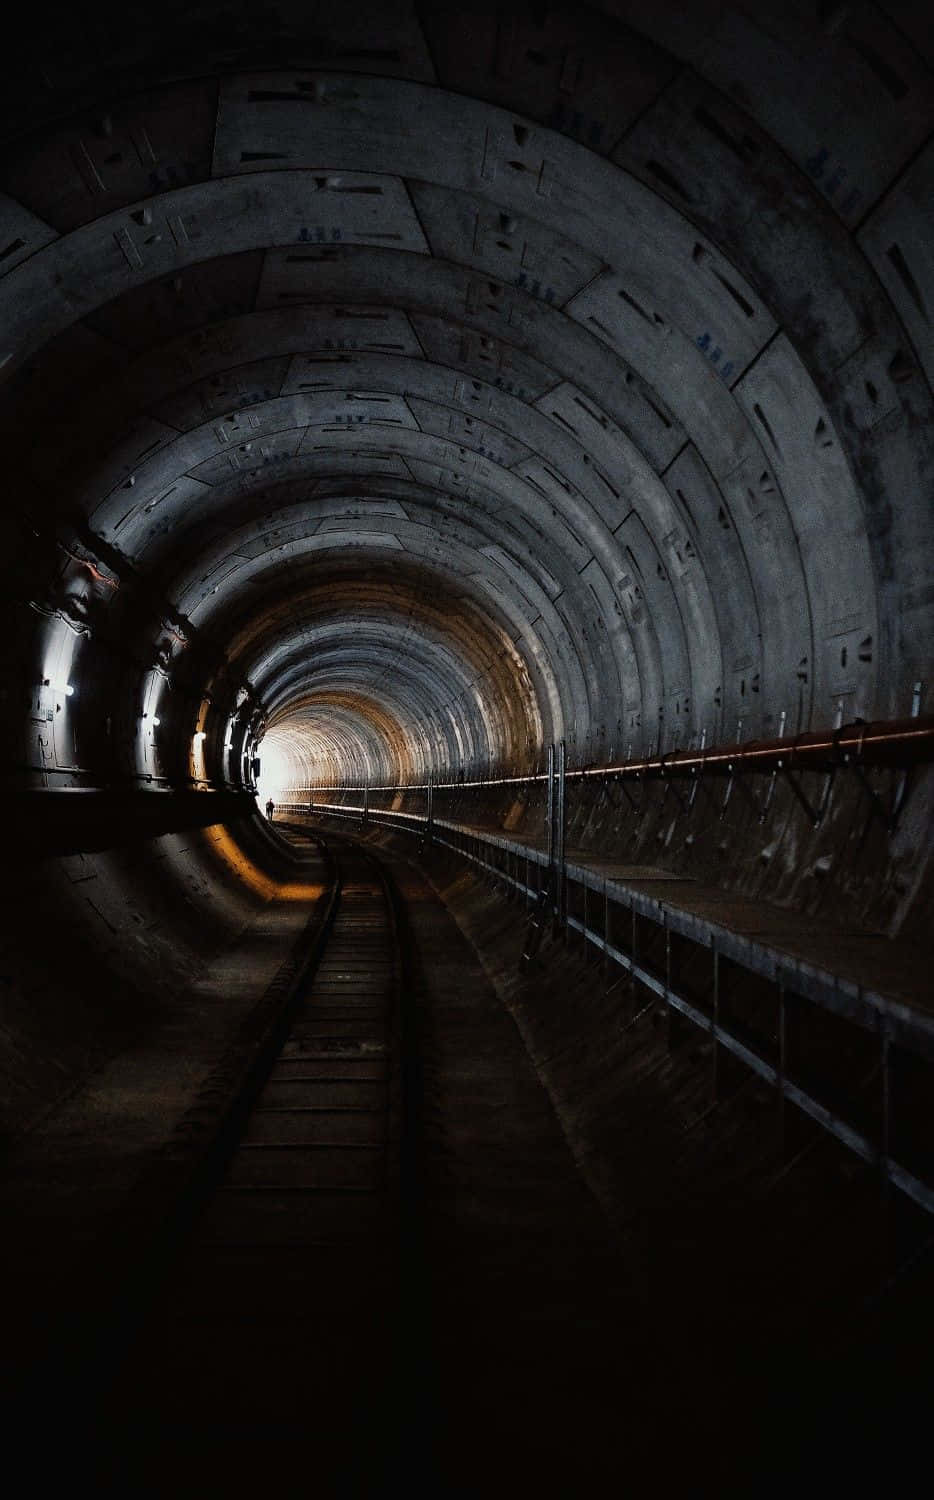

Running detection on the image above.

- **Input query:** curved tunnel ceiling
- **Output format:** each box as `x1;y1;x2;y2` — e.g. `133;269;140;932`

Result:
3;1;932;798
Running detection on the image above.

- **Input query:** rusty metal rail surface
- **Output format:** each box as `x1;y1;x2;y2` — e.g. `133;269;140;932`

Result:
288;801;934;1221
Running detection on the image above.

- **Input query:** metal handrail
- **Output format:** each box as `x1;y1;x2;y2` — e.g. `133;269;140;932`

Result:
289;713;934;796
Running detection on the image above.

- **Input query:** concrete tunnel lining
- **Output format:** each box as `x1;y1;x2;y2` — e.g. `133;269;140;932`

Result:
1;2;933;1486
0;0;929;944
26;12;934;1070
1;35;929;774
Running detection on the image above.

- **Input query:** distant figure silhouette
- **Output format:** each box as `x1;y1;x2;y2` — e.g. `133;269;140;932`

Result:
265;798;275;820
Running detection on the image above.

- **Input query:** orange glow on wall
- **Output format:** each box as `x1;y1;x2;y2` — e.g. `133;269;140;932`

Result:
201;823;324;904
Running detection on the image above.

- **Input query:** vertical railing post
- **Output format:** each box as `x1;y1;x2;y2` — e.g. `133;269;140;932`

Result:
547;741;558;934
426;770;434;847
556;739;567;934
545;744;555;871
713;939;722;1099
880;1021;898;1271
664;912;673;1047
363;781;369;826
519;750;557;973
778;979;789;1158
881;1023;892;1197
602;882;610;974
629;896;637;1013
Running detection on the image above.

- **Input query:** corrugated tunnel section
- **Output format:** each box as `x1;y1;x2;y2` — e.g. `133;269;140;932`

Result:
1;0;933;1490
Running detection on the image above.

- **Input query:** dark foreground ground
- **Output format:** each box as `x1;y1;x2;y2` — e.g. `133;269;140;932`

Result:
4;826;933;1495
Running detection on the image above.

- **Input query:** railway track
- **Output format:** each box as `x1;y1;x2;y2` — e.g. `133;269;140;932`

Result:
211;831;398;1246
90;829;424;1493
14;819;932;1495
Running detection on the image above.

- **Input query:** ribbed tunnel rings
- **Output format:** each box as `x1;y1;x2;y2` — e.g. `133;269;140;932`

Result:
3;5;932;797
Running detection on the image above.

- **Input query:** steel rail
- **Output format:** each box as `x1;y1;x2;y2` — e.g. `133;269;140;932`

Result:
10;832;340;1443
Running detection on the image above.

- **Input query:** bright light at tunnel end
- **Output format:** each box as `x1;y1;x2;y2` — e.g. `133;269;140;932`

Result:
254;732;300;810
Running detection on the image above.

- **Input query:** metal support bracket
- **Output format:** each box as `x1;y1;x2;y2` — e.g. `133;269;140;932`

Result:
693;774;721;815
687;729;707;811
758;711;786;823
782;767;824;826
731;769;762;818
613;773;643;816
659;770;689;814
889;768;914;834
851;763;892;832
519;872;555;972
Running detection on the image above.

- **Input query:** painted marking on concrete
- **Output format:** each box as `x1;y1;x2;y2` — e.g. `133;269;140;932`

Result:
696;331;735;382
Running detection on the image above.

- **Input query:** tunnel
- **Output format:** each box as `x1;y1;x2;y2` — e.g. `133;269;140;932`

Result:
2;1;933;1492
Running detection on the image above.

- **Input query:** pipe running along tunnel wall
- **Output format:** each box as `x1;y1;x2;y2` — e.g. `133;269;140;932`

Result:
2;3;933;1123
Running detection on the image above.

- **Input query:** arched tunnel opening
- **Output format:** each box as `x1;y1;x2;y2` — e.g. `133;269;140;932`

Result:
2;1;933;1492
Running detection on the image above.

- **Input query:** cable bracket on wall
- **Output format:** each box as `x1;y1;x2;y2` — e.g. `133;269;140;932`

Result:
780;766;825;827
